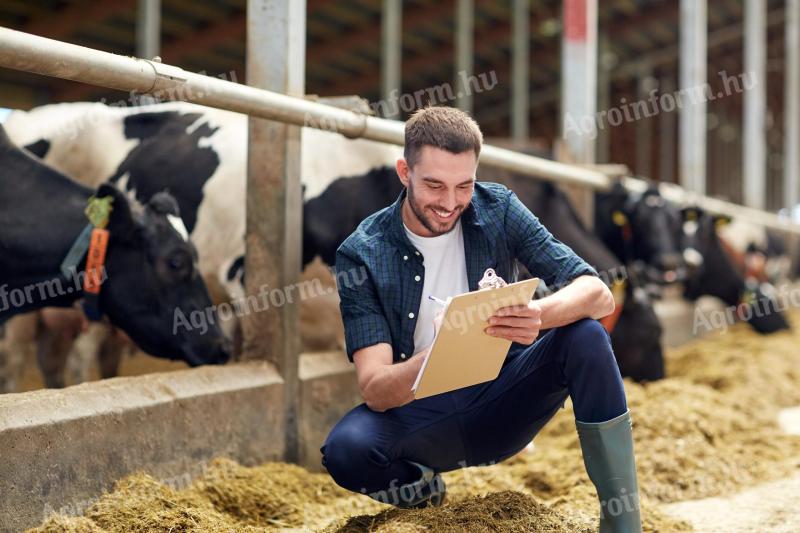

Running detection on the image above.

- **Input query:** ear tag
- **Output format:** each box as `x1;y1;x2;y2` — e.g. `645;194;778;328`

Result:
612;210;628;227
715;217;730;229
686;210;697;221
85;195;114;229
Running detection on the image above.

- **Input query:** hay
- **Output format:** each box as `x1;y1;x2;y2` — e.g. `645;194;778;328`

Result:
328;491;593;533
28;311;800;533
667;311;800;409
187;458;383;530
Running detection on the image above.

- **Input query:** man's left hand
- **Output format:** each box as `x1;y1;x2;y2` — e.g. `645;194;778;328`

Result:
485;301;543;345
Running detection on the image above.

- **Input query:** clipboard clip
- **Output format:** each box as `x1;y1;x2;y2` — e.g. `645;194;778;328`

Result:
478;268;508;290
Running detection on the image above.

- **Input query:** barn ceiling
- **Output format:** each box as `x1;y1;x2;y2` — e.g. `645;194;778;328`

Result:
0;0;789;140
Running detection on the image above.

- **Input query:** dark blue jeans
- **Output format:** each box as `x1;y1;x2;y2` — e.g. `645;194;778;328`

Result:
321;318;627;495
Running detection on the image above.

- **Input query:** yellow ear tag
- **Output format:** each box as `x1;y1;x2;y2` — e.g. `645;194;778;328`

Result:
715;217;730;229
85;196;114;229
612;210;628;227
686;210;697;221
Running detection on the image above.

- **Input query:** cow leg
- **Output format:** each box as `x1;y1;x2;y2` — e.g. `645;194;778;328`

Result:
36;327;70;388
66;322;110;385
98;327;126;379
0;313;38;393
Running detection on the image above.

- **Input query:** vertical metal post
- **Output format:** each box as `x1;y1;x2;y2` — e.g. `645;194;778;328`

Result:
636;64;656;177
511;0;529;142
136;0;160;60
659;76;677;182
743;0;766;209
561;0;597;228
596;32;611;164
455;0;474;113
381;0;402;119
244;0;305;463
679;0;707;195
785;0;800;209
561;0;598;164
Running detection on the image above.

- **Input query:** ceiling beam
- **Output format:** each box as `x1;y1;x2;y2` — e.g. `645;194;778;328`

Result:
23;0;136;40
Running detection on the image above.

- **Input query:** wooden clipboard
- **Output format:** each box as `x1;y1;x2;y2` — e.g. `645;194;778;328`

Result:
412;277;540;399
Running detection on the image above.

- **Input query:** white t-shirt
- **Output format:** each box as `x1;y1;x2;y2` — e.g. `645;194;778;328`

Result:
403;219;470;352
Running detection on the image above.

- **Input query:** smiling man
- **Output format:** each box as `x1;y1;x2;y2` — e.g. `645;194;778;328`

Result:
321;106;642;532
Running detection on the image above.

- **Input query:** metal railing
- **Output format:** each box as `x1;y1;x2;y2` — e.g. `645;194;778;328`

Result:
0;26;797;234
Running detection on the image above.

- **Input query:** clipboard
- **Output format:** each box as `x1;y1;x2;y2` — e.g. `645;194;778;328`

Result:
412;277;540;399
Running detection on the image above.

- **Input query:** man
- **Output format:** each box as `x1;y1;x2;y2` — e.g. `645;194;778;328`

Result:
321;106;642;532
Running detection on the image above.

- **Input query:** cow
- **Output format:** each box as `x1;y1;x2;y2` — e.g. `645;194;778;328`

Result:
2;101;401;389
595;182;685;285
0;125;231;373
679;206;790;333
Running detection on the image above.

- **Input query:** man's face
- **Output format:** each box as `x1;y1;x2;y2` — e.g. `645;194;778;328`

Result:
398;145;477;237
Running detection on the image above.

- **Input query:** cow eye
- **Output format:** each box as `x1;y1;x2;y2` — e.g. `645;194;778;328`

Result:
168;253;189;271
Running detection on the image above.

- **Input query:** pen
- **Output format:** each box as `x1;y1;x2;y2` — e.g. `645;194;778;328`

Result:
428;295;448;306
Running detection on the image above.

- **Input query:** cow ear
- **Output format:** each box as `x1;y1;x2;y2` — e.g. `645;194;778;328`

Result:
713;214;732;228
681;206;701;222
96;183;138;241
147;191;180;217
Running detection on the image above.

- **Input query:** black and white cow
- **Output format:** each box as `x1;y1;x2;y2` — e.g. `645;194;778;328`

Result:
0;125;231;367
595;182;685;286
678;207;790;334
2;101;401;389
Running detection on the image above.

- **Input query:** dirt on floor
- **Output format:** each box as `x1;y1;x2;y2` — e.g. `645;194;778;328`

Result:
28;313;800;533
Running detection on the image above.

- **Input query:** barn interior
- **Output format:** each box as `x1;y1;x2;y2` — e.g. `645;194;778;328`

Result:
1;1;800;532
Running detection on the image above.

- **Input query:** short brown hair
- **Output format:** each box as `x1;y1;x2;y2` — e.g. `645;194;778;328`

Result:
404;106;483;168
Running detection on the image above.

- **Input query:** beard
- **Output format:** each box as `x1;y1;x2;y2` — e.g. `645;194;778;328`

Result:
406;179;464;236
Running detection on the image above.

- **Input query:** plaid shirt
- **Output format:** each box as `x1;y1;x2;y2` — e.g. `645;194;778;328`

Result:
335;181;598;363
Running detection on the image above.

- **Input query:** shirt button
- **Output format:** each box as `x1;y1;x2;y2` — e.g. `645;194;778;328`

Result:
400;353;407;359
403;255;408;261
414;275;421;282
415;251;420;256
408;312;415;319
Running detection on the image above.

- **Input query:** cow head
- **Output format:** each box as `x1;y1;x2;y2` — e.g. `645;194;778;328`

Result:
679;207;790;333
596;183;684;284
96;183;232;365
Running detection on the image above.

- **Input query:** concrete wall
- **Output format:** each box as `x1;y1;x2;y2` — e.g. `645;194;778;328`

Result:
298;351;360;471
0;362;285;533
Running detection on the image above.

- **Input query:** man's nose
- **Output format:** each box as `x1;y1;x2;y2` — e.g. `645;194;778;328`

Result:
442;189;457;210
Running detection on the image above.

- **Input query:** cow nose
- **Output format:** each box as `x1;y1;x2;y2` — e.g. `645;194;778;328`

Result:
657;252;683;271
215;336;233;364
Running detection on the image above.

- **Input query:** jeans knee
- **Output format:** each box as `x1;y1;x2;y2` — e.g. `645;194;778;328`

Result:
563;318;616;366
321;422;387;493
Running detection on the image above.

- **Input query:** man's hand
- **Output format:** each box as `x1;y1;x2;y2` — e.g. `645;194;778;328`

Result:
485;300;543;345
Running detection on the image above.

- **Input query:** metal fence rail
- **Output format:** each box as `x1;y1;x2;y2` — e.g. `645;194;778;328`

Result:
0;26;797;234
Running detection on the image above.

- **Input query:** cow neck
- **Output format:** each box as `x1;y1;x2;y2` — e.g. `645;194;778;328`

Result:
0;147;98;315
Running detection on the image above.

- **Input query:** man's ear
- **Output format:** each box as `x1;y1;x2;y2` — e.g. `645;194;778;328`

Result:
96;183;138;241
396;158;410;188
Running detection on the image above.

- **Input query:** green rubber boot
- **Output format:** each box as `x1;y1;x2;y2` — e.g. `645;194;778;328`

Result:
576;410;643;533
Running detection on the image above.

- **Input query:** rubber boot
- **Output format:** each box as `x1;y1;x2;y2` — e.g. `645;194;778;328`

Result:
369;461;446;509
576;410;643;533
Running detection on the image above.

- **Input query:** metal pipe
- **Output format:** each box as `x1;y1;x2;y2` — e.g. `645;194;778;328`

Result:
743;0;767;209
381;0;402;119
784;0;800;209
0;27;796;233
679;0;707;196
511;0;529;141
135;0;160;60
455;0;473;112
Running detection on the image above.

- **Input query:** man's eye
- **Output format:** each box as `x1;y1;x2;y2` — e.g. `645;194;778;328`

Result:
429;184;441;190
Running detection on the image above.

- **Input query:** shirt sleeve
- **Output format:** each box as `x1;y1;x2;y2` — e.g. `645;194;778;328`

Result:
335;246;393;362
504;189;598;290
